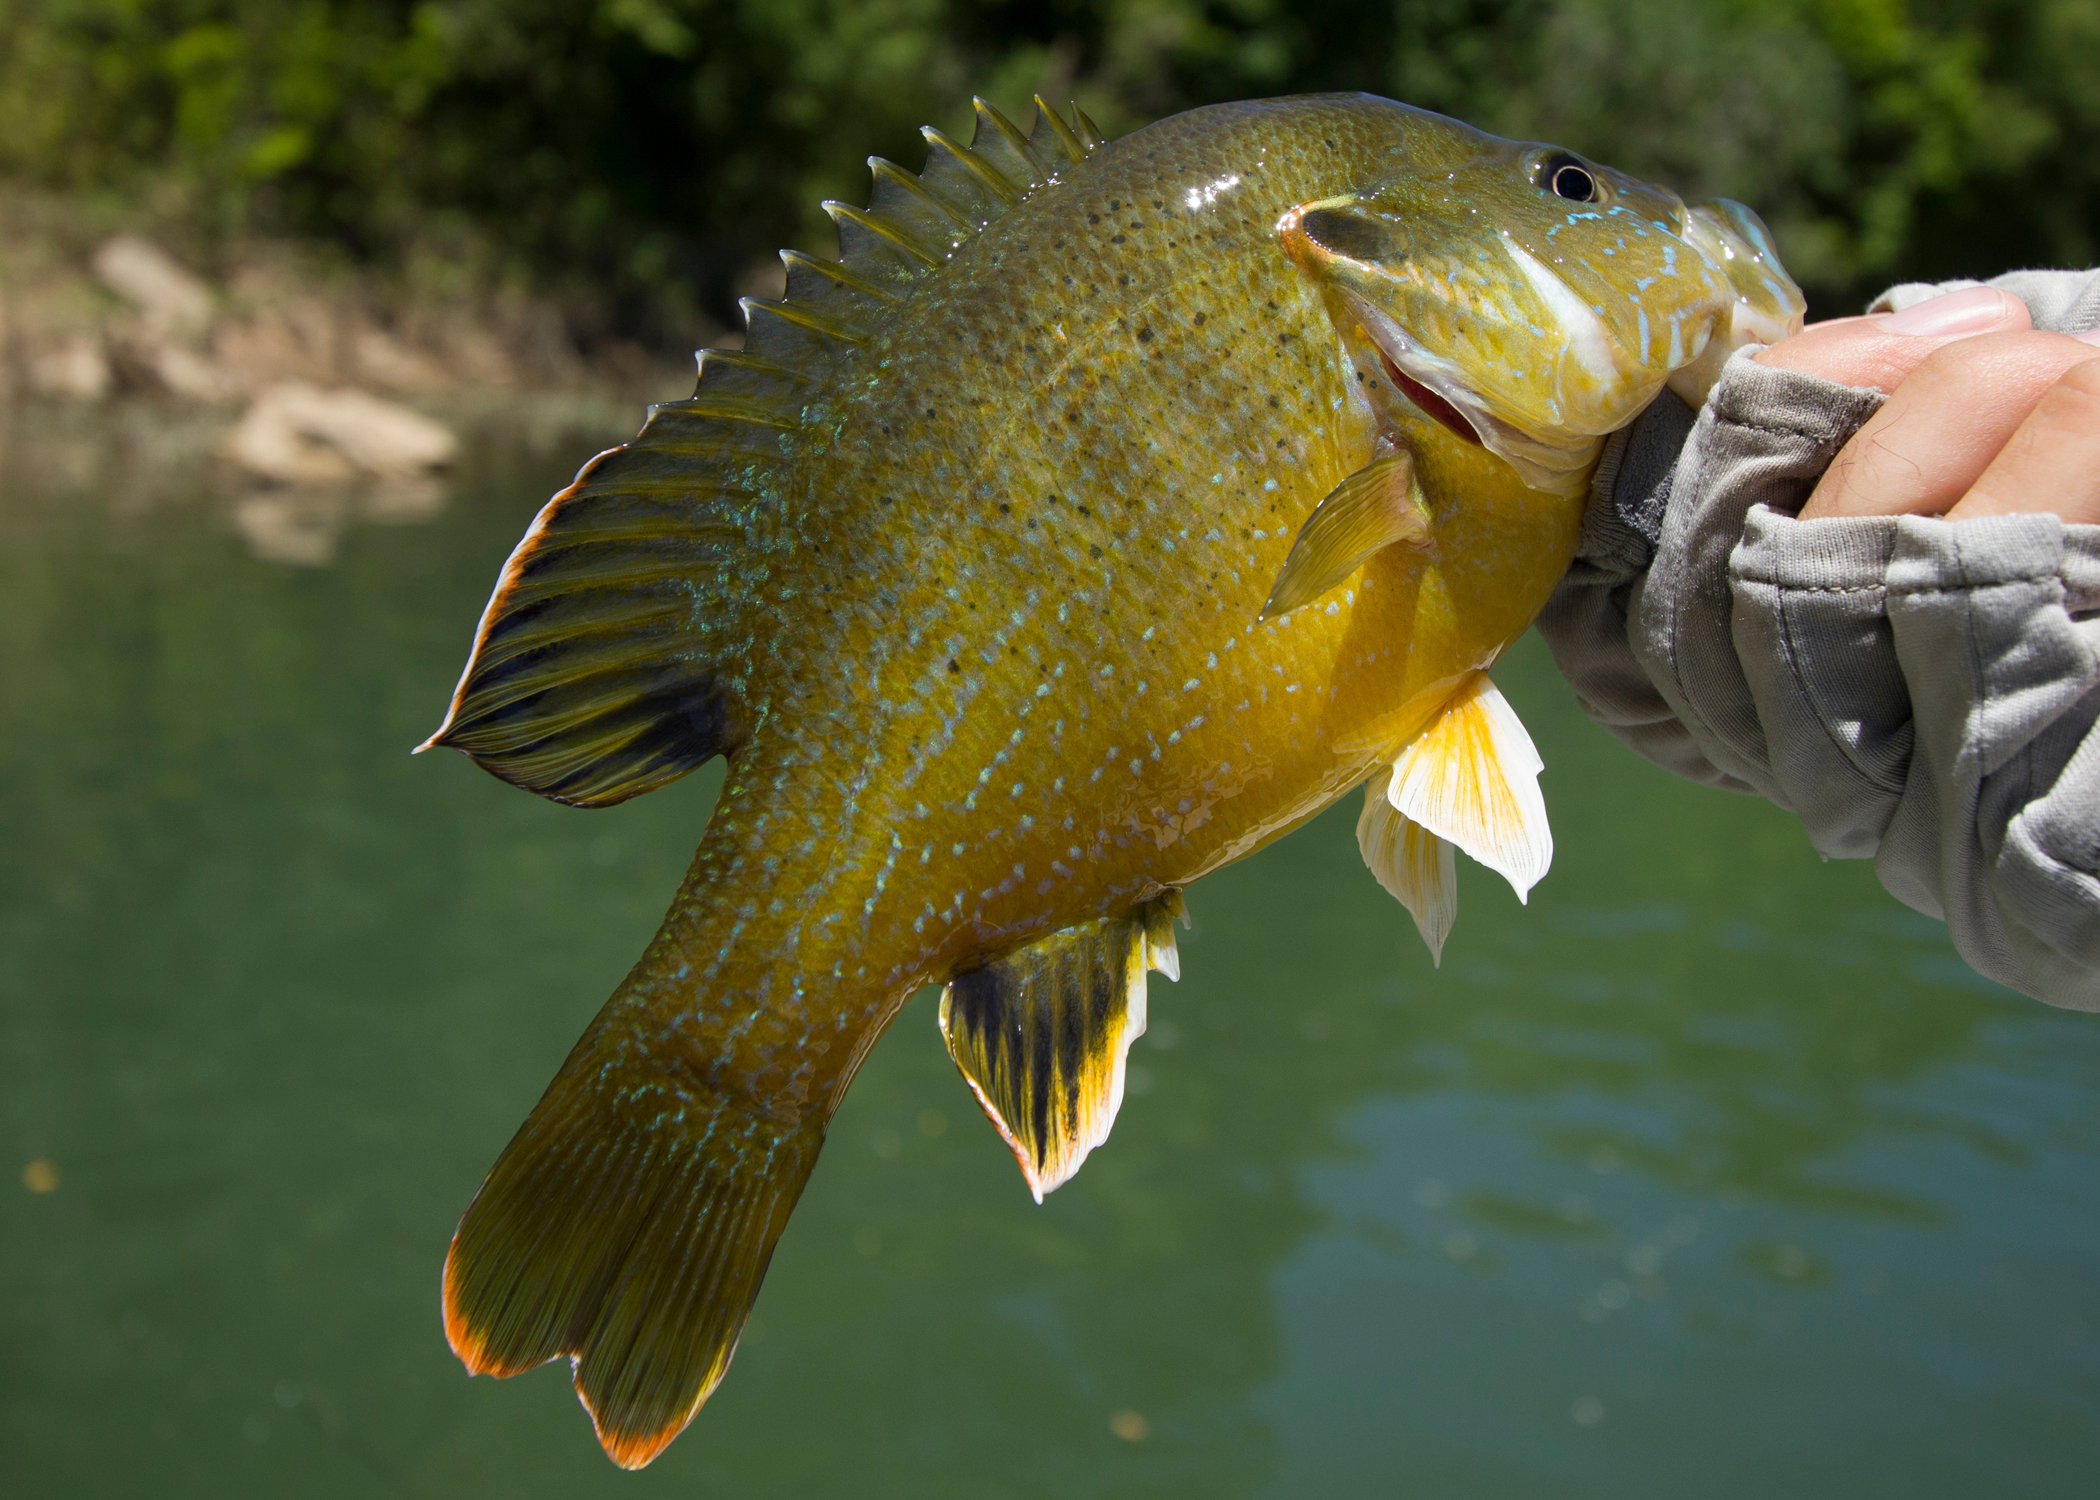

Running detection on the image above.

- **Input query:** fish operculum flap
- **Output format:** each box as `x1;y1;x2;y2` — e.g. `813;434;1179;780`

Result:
939;891;1184;1202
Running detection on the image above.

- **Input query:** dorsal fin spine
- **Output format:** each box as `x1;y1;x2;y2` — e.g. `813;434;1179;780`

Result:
869;156;972;229
780;249;899;306
674;390;803;429
644;399;796;445
823;201;943;269
969;97;1051;184
1074;106;1108;149
740;298;868;347
1032;96;1089;166
864;158;976;254
921;127;1021;209
739;301;865;377
688;350;817;410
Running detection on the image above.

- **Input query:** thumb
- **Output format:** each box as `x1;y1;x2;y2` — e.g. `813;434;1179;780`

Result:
1754;287;2031;391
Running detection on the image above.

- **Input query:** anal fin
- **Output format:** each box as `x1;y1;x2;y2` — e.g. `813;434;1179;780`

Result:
939;892;1184;1201
1261;451;1431;619
1357;769;1458;964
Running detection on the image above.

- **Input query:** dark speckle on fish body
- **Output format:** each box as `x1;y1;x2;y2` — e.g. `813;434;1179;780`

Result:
427;89;1799;1470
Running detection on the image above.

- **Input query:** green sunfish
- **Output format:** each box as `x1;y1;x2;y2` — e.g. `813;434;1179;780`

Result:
421;92;1803;1466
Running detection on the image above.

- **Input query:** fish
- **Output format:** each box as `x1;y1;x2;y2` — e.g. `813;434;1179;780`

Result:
419;91;1803;1466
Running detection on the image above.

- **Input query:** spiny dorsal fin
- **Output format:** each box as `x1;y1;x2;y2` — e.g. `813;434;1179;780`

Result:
817;96;1103;302
1032;99;1091;168
423;99;1103;805
1386;673;1553;903
939;891;1184;1202
1358;767;1458;964
1261;450;1432;619
971;97;1056;182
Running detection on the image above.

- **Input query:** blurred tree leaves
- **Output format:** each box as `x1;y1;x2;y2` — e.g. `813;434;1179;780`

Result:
0;0;2092;339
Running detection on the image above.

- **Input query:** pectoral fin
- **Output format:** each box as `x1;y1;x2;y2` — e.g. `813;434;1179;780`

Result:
1387;673;1553;904
1357;769;1458;964
939;891;1184;1201
1260;452;1431;620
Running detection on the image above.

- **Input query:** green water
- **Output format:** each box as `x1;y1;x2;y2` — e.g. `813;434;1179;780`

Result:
5;404;2098;1498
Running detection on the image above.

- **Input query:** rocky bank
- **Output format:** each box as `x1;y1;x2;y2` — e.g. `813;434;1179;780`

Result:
0;203;736;565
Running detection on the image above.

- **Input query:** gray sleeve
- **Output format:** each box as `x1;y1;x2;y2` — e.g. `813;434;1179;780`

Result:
1719;504;2100;1009
1534;268;2100;1009
1534;390;1752;789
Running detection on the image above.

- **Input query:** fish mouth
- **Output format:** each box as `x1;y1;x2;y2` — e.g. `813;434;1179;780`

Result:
1346;292;1596;498
1375;348;1482;448
1348;293;1504;452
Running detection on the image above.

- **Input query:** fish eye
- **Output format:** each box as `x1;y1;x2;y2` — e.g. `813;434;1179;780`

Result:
1299;206;1392;262
1539;153;1599;204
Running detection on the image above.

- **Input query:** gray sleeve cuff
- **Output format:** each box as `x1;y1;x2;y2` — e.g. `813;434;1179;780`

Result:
1535;352;1883;792
1717;504;2100;1009
1630;349;1885;799
1536;276;2100;1008
1535;388;1732;785
1877;517;2100;1008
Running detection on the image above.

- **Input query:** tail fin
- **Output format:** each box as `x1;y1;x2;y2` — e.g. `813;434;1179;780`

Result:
442;1064;821;1468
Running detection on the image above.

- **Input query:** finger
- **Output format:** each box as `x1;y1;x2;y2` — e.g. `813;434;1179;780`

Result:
1800;331;2100;520
1754;287;2031;390
1949;357;2100;524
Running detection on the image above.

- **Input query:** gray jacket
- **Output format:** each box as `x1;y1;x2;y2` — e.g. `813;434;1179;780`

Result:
1537;270;2100;1010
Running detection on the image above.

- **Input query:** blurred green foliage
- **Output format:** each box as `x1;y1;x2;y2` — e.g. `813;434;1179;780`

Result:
1;0;2093;338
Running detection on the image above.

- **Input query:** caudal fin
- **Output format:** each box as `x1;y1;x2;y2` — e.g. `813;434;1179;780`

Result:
442;1066;821;1468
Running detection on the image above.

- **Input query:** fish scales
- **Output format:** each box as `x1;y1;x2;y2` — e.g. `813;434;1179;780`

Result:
656;105;1434;1097
423;93;1804;1465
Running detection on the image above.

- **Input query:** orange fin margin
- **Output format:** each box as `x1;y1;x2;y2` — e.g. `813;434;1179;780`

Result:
442;1067;821;1468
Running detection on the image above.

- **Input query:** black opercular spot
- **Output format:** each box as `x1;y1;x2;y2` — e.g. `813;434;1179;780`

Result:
1299;207;1390;262
1541;153;1599;203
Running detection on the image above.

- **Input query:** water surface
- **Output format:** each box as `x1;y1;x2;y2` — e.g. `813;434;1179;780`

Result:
4;403;2096;1497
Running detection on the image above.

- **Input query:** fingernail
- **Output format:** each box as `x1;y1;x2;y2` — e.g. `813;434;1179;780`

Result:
2074;327;2100;345
1880;286;2024;336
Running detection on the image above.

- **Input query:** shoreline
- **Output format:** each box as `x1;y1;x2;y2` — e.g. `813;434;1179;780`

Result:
0;188;710;409
0;203;707;564
0;384;680;569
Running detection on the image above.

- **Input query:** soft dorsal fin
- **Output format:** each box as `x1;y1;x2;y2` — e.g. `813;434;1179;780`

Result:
1261;451;1433;619
421;99;1103;805
1386;673;1553;904
1357;768;1457;964
939;891;1185;1202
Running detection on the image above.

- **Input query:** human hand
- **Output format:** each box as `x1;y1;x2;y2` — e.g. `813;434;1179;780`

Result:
1753;286;2100;523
